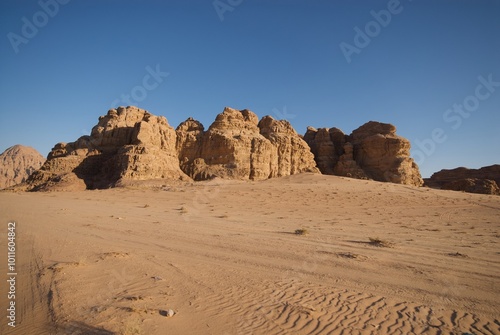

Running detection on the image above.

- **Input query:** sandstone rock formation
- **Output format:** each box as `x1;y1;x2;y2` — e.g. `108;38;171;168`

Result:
176;107;319;181
18;105;428;191
303;127;345;175
175;117;204;177
442;178;500;195
304;121;423;186
426;165;500;195
333;143;369;180
26;106;189;191
0;145;45;189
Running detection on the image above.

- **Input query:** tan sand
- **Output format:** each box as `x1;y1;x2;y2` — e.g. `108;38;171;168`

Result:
0;173;499;335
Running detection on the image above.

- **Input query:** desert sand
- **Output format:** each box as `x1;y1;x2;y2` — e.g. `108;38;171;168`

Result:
1;173;499;335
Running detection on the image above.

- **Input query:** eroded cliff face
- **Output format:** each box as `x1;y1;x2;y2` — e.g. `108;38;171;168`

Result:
176;107;319;181
26;106;189;191
304;121;423;186
23;106;318;191
21;106;428;191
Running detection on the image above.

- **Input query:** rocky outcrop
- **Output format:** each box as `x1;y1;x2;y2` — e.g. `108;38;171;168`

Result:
303;127;345;175
426;165;500;195
427;165;500;187
18;106;429;191
258;116;320;178
0;145;45;189
305;121;423;186
26;106;189;191
24;106;318;191
176;107;319;181
175;117;205;177
192;107;270;180
333;143;369;179
350;121;423;185
442;178;500;195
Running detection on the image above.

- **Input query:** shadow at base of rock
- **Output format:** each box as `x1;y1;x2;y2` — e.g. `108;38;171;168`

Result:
57;322;115;335
73;154;118;190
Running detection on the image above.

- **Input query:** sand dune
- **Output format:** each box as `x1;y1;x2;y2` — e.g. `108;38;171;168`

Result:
1;174;499;334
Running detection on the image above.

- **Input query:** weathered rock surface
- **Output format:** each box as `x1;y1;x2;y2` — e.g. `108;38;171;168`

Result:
303;127;345;175
350;121;423;186
426;165;500;195
441;178;500;195
176;107;319;180
427;165;500;187
259;116;320;178
176;117;205;177
333;143;369;180
305;121;423;186
17;106;430;191
26;106;189;191
0;145;45;189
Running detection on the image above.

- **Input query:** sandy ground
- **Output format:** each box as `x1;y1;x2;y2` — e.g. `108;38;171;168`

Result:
0;173;499;335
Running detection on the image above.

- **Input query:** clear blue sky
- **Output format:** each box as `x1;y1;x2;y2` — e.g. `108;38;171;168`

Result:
1;0;499;177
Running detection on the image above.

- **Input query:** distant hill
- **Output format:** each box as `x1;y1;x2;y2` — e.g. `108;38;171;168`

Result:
425;165;500;195
0;145;45;189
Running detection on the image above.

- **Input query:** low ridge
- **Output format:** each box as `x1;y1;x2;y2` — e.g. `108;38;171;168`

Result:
425;165;500;195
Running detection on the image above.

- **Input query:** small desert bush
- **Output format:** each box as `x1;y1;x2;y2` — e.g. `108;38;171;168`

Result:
295;228;309;236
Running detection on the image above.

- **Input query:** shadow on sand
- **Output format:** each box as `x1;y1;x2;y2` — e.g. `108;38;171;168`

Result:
56;322;115;335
